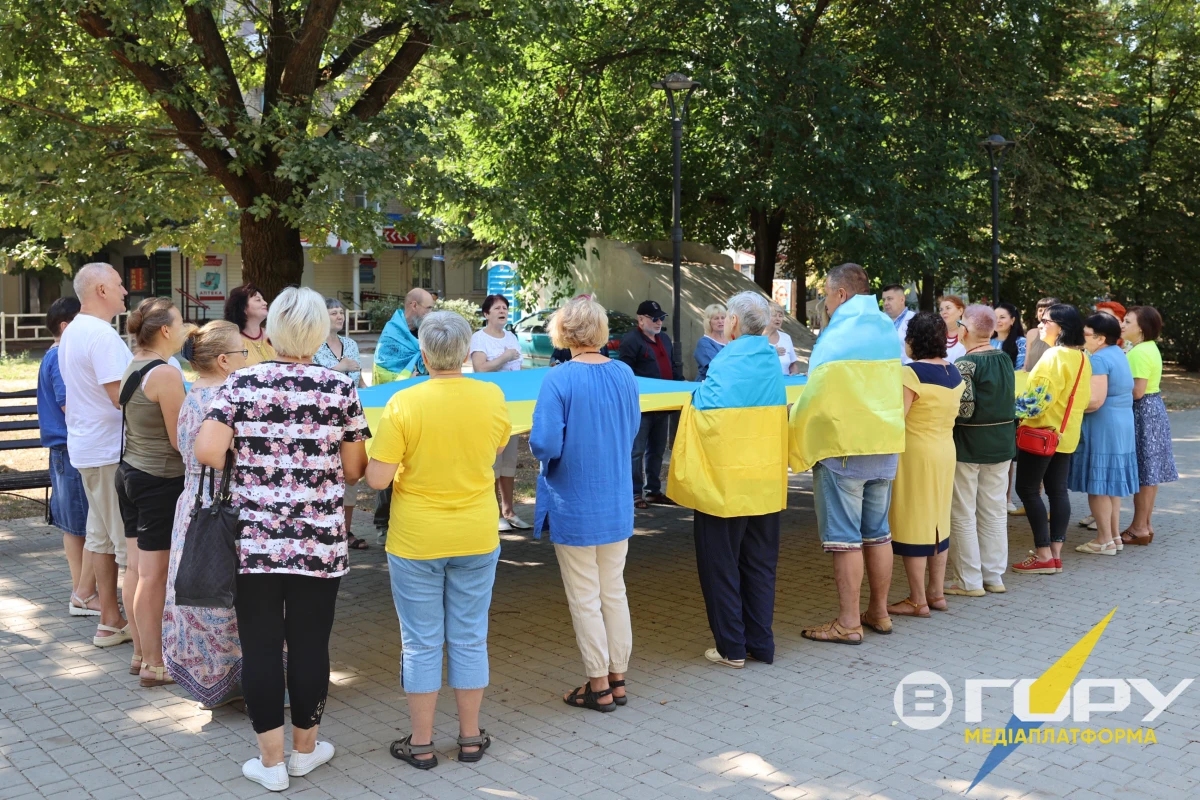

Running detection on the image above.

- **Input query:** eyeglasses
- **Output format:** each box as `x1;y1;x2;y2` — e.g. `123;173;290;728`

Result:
223;349;249;358
955;319;966;328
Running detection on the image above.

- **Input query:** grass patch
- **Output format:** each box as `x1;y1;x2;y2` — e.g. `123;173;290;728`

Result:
0;352;40;383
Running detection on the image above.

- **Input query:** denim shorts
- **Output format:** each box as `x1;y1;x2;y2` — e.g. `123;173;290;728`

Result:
387;547;500;694
812;462;893;552
48;446;89;537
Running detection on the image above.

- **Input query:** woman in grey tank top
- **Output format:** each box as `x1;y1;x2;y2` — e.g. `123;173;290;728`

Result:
115;297;187;688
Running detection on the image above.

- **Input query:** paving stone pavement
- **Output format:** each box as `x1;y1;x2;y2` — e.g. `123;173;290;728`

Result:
3;412;1199;800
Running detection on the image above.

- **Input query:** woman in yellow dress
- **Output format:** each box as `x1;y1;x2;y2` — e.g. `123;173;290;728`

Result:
887;312;965;619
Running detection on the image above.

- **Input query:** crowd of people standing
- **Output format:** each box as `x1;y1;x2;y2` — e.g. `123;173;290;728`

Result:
34;260;1179;791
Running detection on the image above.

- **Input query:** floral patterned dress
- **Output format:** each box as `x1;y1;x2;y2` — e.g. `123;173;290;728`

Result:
162;385;245;707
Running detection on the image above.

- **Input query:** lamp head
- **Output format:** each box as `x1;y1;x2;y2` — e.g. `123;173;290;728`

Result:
978;133;1016;152
652;72;700;92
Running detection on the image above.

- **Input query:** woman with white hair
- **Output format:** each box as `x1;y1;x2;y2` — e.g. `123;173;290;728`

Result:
766;302;800;375
530;297;641;711
196;286;370;792
693;303;728;381
367;311;510;769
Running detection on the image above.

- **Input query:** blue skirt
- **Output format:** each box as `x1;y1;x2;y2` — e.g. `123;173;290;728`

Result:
1067;401;1139;497
1134;393;1178;486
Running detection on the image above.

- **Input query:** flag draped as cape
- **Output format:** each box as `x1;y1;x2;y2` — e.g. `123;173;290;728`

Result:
666;335;789;517
787;294;905;473
372;311;424;384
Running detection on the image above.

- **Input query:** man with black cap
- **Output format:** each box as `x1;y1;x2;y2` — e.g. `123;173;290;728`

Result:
619;300;683;508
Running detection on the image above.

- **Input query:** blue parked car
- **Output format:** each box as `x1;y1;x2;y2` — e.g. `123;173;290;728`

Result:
515;308;637;367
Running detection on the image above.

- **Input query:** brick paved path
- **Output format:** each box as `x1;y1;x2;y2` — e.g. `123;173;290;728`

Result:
3;413;1199;800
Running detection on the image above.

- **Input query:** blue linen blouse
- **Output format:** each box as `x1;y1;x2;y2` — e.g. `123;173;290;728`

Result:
693;335;725;381
990;335;1026;369
529;359;642;546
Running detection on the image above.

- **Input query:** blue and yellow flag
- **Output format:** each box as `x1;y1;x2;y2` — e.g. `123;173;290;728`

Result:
788;294;905;473
666;336;789;518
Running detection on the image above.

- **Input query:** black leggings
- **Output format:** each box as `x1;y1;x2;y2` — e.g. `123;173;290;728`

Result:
234;573;340;734
1014;450;1072;549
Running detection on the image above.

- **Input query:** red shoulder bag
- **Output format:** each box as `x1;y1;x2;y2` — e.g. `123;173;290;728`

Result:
1015;351;1085;457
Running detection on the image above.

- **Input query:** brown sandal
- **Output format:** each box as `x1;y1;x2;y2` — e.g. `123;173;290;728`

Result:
634;496;649;510
139;664;175;688
801;619;863;645
887;597;931;618
1119;529;1153;546
927;595;948;612
860;613;892;634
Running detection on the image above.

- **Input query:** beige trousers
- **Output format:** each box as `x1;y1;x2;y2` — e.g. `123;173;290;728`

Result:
554;540;632;678
79;463;127;567
949;461;1010;590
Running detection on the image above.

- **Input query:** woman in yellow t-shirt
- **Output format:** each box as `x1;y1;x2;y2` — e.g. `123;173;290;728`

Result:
1120;306;1178;545
366;311;510;771
224;284;277;366
1012;304;1091;575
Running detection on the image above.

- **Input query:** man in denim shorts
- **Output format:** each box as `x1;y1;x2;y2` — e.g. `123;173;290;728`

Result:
791;264;904;645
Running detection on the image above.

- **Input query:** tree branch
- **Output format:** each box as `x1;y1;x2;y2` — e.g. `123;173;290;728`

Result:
0;94;185;138
278;0;344;99
263;0;298;112
317;19;407;88
75;9;256;207
337;25;432;125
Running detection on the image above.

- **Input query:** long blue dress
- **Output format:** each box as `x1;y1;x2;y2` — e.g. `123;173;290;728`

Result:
1067;345;1139;496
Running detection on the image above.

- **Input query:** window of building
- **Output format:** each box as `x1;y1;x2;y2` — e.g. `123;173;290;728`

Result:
472;260;486;292
412;258;433;290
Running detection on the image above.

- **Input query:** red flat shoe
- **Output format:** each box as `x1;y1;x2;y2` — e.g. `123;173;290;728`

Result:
1013;555;1057;574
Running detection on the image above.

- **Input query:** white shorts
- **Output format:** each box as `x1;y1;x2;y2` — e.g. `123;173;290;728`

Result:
493;436;520;479
79;463;127;567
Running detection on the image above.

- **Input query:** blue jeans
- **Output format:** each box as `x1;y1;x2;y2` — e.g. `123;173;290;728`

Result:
812;462;892;552
632;412;670;496
388;548;500;694
49;446;88;537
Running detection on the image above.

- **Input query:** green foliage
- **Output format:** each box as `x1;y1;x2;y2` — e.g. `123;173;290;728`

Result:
434;297;485;330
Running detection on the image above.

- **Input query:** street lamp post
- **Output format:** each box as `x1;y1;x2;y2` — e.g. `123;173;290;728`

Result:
978;134;1016;307
652;73;699;379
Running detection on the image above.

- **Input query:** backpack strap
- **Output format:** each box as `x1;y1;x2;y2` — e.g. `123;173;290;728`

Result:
119;359;167;459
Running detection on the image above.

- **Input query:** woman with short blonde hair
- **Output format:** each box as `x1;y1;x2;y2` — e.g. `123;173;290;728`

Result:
765;302;799;375
694;304;727;381
531;296;641;711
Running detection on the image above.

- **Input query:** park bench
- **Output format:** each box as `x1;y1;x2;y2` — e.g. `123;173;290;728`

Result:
0;388;51;517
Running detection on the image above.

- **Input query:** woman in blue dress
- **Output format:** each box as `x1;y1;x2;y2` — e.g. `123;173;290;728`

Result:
1068;314;1139;555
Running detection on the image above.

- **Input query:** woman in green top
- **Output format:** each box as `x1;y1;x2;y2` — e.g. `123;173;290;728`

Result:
116;297;188;687
1120;306;1177;545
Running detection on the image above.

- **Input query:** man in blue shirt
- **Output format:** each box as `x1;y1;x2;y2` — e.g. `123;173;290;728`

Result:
37;297;98;617
882;284;914;366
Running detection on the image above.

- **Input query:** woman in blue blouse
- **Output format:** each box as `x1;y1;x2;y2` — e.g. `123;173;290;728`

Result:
693;304;728;380
990;302;1026;369
530;297;641;712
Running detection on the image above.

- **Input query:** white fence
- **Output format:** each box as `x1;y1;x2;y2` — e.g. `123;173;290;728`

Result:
1;310;370;357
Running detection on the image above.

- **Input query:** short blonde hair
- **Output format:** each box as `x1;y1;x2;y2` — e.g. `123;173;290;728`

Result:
769;301;786;315
702;304;726;336
266;287;327;358
418;311;472;370
550;297;609;350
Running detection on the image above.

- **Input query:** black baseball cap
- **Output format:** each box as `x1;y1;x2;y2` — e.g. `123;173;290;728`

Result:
637;300;668;320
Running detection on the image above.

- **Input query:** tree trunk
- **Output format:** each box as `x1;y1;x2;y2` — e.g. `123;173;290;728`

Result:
750;206;786;293
239;211;305;300
919;271;936;312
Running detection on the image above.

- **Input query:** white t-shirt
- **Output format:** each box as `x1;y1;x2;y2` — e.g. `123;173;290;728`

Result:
58;313;133;469
772;330;798;375
470;329;522;372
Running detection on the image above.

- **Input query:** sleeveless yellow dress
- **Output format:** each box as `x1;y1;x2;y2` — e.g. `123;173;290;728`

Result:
890;362;965;556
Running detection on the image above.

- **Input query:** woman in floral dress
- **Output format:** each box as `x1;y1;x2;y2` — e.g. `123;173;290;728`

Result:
162;321;248;708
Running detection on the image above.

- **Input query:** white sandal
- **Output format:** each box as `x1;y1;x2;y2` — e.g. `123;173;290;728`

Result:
69;592;101;617
93;624;132;647
1075;540;1116;556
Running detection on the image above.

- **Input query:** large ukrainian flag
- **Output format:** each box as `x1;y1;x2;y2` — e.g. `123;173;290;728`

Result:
666;336;789;518
788;294;905;473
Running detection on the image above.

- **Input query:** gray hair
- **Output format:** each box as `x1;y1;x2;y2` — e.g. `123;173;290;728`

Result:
266;286;327;357
962;304;996;338
418;311;471;371
73;262;115;298
325;297;344;311
726;292;770;336
826;263;870;296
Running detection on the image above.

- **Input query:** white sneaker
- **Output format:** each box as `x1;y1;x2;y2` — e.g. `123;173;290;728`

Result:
1078;515;1095;527
1007;501;1018;513
498;517;513;532
505;514;532;530
288;741;335;777
243;758;289;791
704;648;745;669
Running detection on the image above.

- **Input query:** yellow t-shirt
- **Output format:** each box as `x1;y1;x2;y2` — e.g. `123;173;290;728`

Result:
1018;346;1092;454
1126;341;1162;394
242;334;277;366
373;377;511;560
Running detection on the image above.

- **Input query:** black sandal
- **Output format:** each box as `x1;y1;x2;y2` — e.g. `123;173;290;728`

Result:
610;679;627;706
634;496;649;510
456;730;491;763
390;735;437;769
563;685;616;712
347;534;369;550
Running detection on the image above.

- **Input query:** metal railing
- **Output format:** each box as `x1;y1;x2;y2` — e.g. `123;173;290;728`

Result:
176;289;214;323
1;312;128;357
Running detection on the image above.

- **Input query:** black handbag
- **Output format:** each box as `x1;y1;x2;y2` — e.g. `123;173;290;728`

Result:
174;451;239;608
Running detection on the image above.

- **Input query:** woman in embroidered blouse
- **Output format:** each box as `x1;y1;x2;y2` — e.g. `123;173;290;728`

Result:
224;283;276;366
990;302;1026;369
938;295;967;360
1011;304;1091;576
196;287;369;792
693;304;727;381
1120;306;1178;545
163;320;248;709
